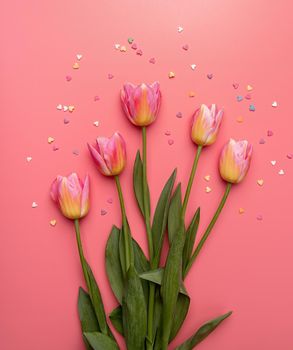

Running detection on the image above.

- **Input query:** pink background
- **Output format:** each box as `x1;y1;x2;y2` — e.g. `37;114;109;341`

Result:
1;0;293;349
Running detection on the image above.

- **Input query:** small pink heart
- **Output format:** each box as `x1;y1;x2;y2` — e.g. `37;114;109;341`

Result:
149;57;156;64
207;73;213;79
245;94;252;100
94;95;100;101
136;49;143;56
182;44;189;51
165;130;171;136
101;209;107;216
131;43;137;50
287;153;293;159
232;83;239;89
66;75;72;82
108;73;114;79
256;214;263;221
176;112;182;118
168;139;174;145
64;118;70;124
267;130;274;137
259;138;266;144
52;145;59;151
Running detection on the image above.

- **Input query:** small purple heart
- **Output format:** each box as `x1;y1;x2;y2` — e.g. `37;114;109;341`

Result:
101;209;107;216
66;75;72;82
94;95;100;101
108;73;114;79
149;57;156;64
176;112;182;118
207;73;213;79
136;49;143;56
267;130;274;137
165;130;171;136
131;43;137;50
232;83;239;89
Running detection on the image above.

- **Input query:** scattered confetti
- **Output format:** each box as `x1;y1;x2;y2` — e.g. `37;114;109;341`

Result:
190;64;196;70
56;104;63;110
68;105;75;113
205;186;212;193
178;26;184;33
50;219;57;226
247;85;253;91
131;43;137;50
114;44;120;50
232;83;239;89
272;101;278;108
270;160;277;166
108;73;114;79
26;156;32;162
249;104;256;112
259;138;266;144
63;105;69;112
52;145;59;151
286;153;293;159
176;112;182;118
278;169;285;175
245;94;252;100
72;149;79;156
168;139;174;145
94;95;100;101
48;137;55;144
239;208;245;214
257;179;264;186
182;44;189;51
149;57;156;64
72;62;80;69
136;49;143;56
120;46;127;52
64;118;70;124
168;71;175;78
189;91;196;97
93;121;99;127
101;209;107;216
165;130;171;136
107;198;113;204
267;130;273;137
236;116;244;123
236;96;243;102
66;75;72;82
256;214;263;221
207;73;213;79
204;175;211;181
128;37;134;44
32;202;38;208
76;54;83;61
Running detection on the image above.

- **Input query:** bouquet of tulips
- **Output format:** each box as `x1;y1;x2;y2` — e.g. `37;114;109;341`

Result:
51;82;252;350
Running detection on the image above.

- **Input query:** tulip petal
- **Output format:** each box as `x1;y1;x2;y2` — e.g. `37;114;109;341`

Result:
80;174;90;217
88;143;111;176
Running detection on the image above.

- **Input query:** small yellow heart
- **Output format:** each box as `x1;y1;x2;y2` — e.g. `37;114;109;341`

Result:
247;84;253;91
68;105;75;113
236;116;244;123
168;71;175;78
48;137;55;144
239;208;245;214
204;175;211;181
72;62;80;69
205;186;212;193
120;46;127;52
189;91;196;97
257;179;264;186
50;219;57;226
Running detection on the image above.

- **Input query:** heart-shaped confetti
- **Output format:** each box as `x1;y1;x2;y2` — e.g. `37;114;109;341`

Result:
73;149;79;156
182;44;189;51
272;101;278;108
267;130;273;137
107;198;113;204
287;153;293;159
236;96;243;102
149;57;156;64
207;73;213;79
48;137;55;144
32;202;38;208
50;219;57;226
72;62;79;69
257;179;264;186
136;49;143;56
120;46;127;52
94;95;100;101
168;139;174;145
176;112;182;118
68;105;75;113
249;104;255;112
239;208;245;214
168;71;175;78
178;26;183;33
52;145;59;151
26;156;32;162
270;160;277;166
236;116;244;123
189;91;196;97
204;175;211;181
205;186;212;193
278;169;285;175
76;54;83;60
114;44;120;50
108;73;114;79
66;75;72;82
256;214;263;221
63;105;69;112
101;209;107;216
259;138;266;144
128;37;134;44
56;104;63;110
247;84;253;91
245;94;252;100
131;43;137;50
165;130;171;136
93;121;99;127
190;64;196;70
64;118;70;124
232;83;239;89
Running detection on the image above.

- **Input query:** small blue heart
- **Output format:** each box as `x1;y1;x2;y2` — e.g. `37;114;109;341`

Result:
249;104;256;111
236;95;243;102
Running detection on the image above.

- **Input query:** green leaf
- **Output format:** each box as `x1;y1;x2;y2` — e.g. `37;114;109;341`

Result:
109;306;123;335
84;332;119;350
139;268;188;296
168;183;182;243
169;293;190;342
122;265;147;350
78;287;99;350
119;219;134;277
133;150;150;218
85;262;109;336
132;238;150;302
160;219;185;349
182;208;200;274
175;311;233;349
152;169;177;265
105;226;124;304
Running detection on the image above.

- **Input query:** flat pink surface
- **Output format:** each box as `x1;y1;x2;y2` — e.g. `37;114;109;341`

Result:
1;1;293;349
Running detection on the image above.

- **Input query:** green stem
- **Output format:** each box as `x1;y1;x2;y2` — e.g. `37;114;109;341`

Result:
115;175;131;271
182;146;203;218
142;127;155;350
183;182;232;278
74;219;91;290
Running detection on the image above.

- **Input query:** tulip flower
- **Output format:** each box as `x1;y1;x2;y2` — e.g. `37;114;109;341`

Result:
121;81;161;127
191;104;223;146
50;173;89;220
219;139;253;184
88;132;126;176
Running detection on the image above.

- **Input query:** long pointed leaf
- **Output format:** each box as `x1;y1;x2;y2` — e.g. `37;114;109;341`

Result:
168;183;182;243
153;169;177;265
175;311;232;349
84;332;119;350
169;293;190;342
132;237;149;302
109;306;123;335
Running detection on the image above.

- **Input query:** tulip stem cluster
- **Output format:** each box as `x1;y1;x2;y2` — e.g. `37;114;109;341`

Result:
183;182;232;278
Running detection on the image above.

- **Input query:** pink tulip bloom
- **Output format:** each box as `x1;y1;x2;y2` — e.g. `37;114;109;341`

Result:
121;81;161;126
191;104;223;146
88;132;126;176
219;139;253;184
50;173;90;219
